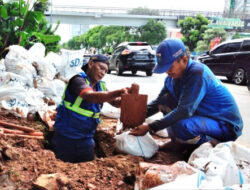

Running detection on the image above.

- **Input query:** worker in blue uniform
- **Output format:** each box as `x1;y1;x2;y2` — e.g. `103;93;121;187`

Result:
130;38;243;150
52;54;128;162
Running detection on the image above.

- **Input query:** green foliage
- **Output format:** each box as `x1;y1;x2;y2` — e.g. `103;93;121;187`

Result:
0;0;61;58
195;28;226;53
135;19;166;45
232;32;242;39
128;7;159;15
178;14;209;51
63;19;167;53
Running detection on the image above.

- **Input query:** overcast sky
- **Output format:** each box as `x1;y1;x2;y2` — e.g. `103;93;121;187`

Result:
52;0;226;12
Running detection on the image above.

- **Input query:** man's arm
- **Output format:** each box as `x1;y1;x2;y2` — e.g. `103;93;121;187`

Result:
149;73;207;132
108;97;121;108
147;88;170;117
80;89;127;104
68;75;128;104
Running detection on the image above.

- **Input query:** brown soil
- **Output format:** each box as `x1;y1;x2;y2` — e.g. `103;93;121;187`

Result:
0;114;186;190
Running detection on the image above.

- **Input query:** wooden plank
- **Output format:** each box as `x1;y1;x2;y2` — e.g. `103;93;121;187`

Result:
0;120;35;133
2;133;44;140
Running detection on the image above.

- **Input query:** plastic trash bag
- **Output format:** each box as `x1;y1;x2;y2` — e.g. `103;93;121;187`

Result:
0;59;5;72
114;131;159;158
145;113;168;138
101;103;120;119
60;49;85;80
0;72;28;87
5;45;37;87
188;142;250;189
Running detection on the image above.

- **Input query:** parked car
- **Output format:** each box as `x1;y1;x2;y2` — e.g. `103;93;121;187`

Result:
108;42;156;76
247;75;250;91
197;38;250;85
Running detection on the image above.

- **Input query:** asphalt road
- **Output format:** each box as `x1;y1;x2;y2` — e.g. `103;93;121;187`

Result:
104;71;250;145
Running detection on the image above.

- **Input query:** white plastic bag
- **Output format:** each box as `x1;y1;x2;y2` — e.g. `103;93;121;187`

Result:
0;72;28;87
114;131;159;158
60;49;85;79
101;102;120;119
36;58;57;80
28;42;46;61
145;113;169;138
0;59;5;72
44;52;63;76
188;142;250;189
5;45;37;87
0;85;45;118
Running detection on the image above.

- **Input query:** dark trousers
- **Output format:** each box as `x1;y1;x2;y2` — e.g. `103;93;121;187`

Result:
52;132;95;163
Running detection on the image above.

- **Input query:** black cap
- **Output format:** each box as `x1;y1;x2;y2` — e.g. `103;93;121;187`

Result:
81;54;109;71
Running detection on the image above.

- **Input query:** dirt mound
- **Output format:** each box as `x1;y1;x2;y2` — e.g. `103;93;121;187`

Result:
0;114;185;189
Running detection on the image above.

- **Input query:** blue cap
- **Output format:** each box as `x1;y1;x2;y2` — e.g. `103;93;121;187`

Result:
90;54;109;65
153;38;186;74
82;54;109;71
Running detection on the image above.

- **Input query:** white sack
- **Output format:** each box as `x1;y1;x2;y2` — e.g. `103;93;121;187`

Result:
35;52;62;80
188;142;250;189
101;103;120;119
0;59;5;72
5;45;37;87
36;58;57;80
145;113;168;138
35;77;65;105
0;86;45;118
114;131;159;158
28;42;46;61
60;49;85;79
0;72;28;87
44;52;63;76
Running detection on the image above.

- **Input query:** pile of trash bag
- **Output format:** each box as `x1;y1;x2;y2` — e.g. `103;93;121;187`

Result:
0;43;85;121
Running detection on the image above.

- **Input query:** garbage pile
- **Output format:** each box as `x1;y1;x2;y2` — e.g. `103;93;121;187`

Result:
0;43;85;129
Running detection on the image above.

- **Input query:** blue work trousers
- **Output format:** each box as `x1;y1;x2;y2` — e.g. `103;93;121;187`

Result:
52;132;95;163
167;115;237;145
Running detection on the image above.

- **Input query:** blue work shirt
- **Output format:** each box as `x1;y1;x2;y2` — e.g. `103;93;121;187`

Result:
148;59;243;137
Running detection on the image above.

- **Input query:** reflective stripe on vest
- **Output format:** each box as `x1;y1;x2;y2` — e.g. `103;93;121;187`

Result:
60;77;106;119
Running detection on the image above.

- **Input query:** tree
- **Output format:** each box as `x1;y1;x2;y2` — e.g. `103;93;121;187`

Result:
63;25;133;53
63;19;167;52
195;28;226;53
178;14;209;51
0;0;61;58
136;19;166;45
232;32;242;39
128;7;159;16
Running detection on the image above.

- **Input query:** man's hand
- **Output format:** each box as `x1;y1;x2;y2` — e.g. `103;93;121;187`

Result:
129;124;150;136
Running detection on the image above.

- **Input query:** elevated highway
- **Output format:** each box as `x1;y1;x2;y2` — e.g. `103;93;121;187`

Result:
46;5;223;28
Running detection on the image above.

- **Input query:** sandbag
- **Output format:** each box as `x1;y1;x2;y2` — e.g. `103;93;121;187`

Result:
188;142;250;189
101;103;120;119
150;142;250;190
5;45;37;87
0;59;5;72
60;49;85;79
114;131;158;158
145;113;168;138
0;72;28;87
0;86;45;118
28;43;46;61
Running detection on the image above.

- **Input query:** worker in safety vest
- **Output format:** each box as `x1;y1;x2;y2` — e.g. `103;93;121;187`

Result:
52;54;128;162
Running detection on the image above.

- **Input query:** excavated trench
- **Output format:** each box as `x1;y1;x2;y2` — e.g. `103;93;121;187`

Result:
0;113;187;189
